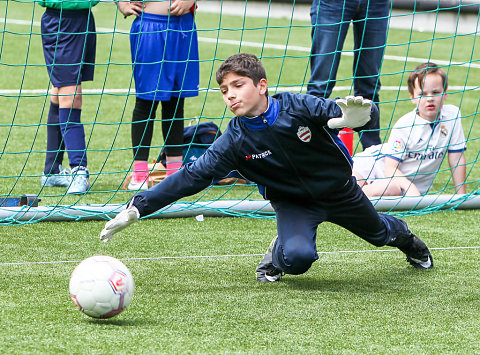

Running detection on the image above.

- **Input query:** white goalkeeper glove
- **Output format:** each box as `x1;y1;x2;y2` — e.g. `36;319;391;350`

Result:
327;96;372;130
100;205;140;243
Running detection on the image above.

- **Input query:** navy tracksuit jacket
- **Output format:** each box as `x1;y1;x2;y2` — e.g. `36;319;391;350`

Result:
132;92;411;275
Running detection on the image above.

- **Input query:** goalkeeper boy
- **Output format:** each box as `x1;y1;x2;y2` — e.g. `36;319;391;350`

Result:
101;53;433;282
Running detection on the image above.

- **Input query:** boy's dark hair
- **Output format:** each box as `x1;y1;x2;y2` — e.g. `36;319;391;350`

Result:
407;62;448;96
216;53;267;87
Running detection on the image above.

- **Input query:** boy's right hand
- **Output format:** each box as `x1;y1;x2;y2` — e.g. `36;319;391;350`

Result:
328;96;372;129
117;0;143;18
100;206;140;243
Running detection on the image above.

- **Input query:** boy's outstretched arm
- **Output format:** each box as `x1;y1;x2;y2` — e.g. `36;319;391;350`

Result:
328;96;374;130
99;133;238;243
98;165;213;243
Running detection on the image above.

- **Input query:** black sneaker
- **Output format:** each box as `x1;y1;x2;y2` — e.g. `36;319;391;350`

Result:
388;233;433;269
256;236;283;282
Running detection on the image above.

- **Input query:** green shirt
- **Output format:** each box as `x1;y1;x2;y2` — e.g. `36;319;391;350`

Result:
38;0;100;10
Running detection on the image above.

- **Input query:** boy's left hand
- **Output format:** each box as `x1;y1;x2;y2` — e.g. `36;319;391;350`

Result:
170;0;196;16
328;96;372;129
100;206;140;243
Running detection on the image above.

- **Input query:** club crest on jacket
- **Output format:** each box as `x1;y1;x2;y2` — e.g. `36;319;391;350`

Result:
297;126;311;142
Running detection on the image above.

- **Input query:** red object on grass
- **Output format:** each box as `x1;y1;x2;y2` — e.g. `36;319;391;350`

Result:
338;128;354;155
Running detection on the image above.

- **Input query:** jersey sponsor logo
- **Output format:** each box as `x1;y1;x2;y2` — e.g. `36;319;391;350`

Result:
297;126;311;142
392;139;403;152
245;150;272;161
440;125;448;137
405;149;444;161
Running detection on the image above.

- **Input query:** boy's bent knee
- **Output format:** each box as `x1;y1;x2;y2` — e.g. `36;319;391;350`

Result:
274;243;317;275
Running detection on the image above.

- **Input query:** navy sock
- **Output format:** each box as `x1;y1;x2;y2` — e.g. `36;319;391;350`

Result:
44;102;65;175
58;108;87;168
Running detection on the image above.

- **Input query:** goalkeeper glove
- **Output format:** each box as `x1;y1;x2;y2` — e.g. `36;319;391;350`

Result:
327;96;372;130
100;205;140;243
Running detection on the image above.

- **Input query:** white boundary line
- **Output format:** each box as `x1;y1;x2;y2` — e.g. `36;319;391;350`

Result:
1;86;478;95
1;246;479;266
1;18;478;95
1;18;479;69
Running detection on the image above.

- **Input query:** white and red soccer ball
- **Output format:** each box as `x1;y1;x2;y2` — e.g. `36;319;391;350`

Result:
69;255;134;319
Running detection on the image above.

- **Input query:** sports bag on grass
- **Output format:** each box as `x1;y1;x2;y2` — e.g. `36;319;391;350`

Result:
149;122;250;185
159;122;221;166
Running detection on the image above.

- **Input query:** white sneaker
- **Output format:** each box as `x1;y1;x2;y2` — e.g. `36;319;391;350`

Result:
41;166;71;187
67;166;90;194
123;172;154;191
127;178;151;191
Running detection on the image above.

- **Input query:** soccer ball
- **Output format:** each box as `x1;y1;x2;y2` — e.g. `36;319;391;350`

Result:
69;255;134;319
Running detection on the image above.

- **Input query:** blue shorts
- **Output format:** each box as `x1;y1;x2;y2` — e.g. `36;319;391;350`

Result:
41;8;96;87
130;12;199;101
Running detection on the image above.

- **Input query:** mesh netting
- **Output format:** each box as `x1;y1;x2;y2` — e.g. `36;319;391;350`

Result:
0;0;479;224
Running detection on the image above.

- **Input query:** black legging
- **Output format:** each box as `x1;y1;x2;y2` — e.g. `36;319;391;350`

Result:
131;97;185;161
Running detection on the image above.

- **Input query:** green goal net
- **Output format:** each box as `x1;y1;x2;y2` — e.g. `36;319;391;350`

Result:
0;0;479;224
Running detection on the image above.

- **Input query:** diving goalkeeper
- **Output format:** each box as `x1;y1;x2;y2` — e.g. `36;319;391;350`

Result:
100;53;433;282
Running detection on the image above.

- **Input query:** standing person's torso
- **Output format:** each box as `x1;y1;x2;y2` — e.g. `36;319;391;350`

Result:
142;1;192;15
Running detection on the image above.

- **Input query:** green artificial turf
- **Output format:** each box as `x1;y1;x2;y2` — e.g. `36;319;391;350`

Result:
2;210;480;353
1;2;480;353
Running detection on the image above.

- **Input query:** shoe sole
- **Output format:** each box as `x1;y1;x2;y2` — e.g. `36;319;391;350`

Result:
264;273;282;282
127;184;149;191
67;185;90;195
41;180;71;188
407;255;434;269
257;273;282;282
42;183;70;188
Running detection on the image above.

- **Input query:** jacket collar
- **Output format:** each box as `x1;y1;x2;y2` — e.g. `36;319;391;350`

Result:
239;96;279;131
